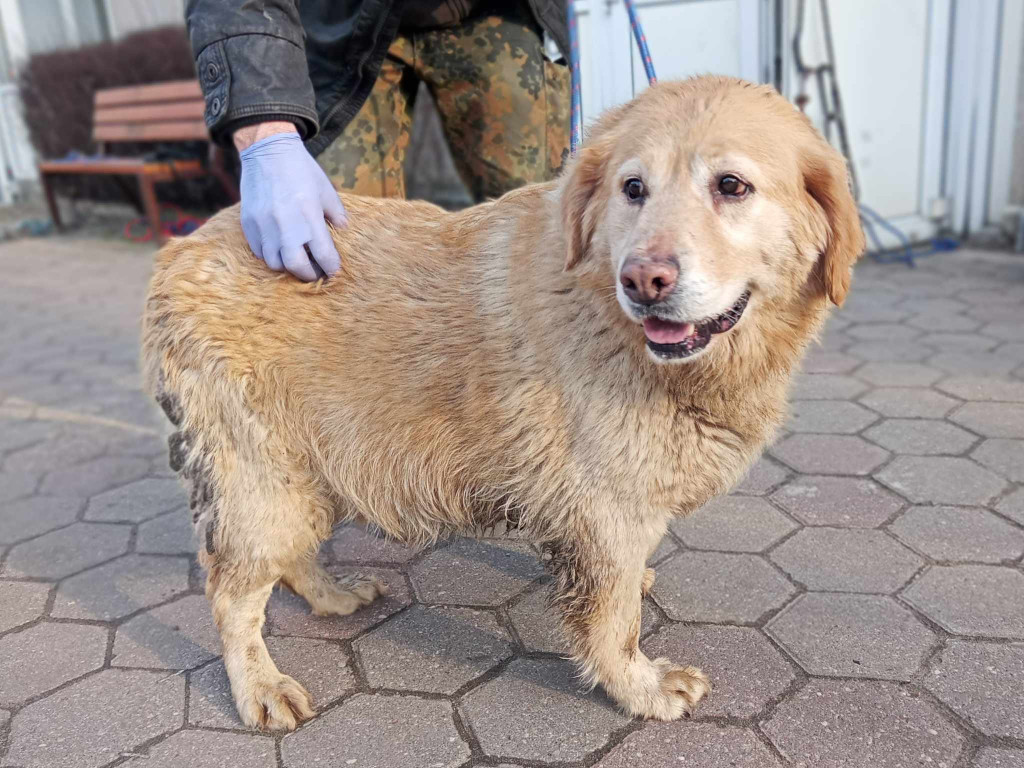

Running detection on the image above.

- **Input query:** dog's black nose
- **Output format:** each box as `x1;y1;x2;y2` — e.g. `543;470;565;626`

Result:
620;256;679;305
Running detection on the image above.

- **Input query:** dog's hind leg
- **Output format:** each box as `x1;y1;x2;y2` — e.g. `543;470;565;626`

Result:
195;431;333;731
547;517;710;721
207;565;314;731
280;558;389;617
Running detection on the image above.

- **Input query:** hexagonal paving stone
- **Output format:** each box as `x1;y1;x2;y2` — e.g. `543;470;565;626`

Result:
937;376;1024;402
410;538;542;606
0;495;81;545
903;294;968;316
792;373;868;401
652;552;795;624
52;554;191;621
847;340;932;363
460;657;629;763
907;311;981;332
508;585;565;654
919;332;1000;351
734;457;789;494
3;433;106;477
4;669;185;768
3;522;130;579
0;469;37;503
930;351;1020;377
771;434;889;475
767;594;934;680
508;583;660;655
974;749;1024;768
268;565;411;640
670;497;796;553
0;418;53;455
996;488;1024;526
124;730;276;768
855;362;942;387
924;641;1024;740
0;580;49;633
876;456;1006;505
771;529;922;592
596;722;783;767
770;475;902;527
641;624;794;718
136;509;194;554
864;419;977;455
950;402;1024;438
189;636;356;728
902;565;1024;638
972;439;1024;482
787;400;877;434
355;604;512;694
890;506;1024;563
84;477;184;522
801;350;861;374
763;679;964;768
859;387;958;418
282;693;469;768
328;523;419;564
0;622;107;705
39;455;149;498
846;322;922;342
981;321;1024;342
113;594;220;669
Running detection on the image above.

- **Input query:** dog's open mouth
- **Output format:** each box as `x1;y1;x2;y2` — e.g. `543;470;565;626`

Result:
643;290;751;359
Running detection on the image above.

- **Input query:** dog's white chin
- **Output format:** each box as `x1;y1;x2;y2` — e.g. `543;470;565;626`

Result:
644;340;715;365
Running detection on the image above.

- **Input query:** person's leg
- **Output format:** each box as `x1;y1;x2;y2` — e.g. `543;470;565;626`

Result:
416;8;571;202
316;37;418;197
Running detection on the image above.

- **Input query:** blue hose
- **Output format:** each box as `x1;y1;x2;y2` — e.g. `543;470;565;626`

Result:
859;203;958;267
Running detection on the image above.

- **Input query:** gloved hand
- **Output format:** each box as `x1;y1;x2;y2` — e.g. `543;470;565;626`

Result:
238;131;347;281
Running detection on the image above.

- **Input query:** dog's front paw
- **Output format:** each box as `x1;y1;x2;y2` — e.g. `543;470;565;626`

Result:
236;672;315;732
619;658;711;721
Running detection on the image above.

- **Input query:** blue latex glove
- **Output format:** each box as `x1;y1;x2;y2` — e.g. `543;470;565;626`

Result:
238;132;347;281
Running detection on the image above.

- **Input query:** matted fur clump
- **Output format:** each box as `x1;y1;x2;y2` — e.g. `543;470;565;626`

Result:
142;75;863;731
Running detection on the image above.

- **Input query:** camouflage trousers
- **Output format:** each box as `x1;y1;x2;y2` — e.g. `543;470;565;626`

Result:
316;12;571;203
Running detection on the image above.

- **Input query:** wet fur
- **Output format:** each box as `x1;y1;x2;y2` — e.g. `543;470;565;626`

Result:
141;76;863;730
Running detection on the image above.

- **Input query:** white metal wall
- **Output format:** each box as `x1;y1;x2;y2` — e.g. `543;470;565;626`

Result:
576;0;1024;240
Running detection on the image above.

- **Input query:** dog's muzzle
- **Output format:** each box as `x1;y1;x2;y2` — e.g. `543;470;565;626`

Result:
643;290;751;359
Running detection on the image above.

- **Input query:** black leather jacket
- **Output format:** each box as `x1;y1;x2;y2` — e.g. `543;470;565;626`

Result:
185;0;569;155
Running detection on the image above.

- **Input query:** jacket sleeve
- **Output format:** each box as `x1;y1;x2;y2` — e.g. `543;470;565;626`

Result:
185;0;320;145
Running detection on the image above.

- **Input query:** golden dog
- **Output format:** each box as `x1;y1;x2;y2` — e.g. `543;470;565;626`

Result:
142;75;863;731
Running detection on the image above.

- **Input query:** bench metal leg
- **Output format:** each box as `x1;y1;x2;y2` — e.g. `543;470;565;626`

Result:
138;174;165;244
209;145;239;204
40;173;63;229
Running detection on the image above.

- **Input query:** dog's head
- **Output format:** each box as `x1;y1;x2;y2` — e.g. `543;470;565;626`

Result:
560;76;864;363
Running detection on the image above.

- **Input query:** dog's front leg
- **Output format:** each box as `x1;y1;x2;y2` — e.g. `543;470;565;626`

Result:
547;520;709;721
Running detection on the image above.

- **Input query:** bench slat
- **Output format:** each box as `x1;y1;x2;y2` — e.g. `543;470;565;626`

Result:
38;157;205;177
94;121;210;143
95;101;206;125
95;80;203;107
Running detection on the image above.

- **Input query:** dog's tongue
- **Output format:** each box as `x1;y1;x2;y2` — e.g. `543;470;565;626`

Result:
643;317;696;345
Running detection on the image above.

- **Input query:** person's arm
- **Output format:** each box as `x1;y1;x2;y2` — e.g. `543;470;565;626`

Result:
186;1;346;281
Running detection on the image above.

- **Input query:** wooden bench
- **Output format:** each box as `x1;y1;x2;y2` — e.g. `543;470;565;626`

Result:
38;79;237;243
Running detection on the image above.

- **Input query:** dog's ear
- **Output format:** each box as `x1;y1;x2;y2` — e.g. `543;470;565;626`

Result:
562;142;608;271
802;144;865;306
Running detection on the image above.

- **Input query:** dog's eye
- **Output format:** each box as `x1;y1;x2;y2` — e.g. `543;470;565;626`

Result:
623;177;647;203
718;175;750;197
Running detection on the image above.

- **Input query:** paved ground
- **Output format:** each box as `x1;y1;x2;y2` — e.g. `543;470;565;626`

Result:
1;236;1023;768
